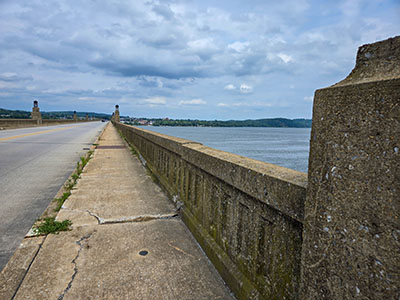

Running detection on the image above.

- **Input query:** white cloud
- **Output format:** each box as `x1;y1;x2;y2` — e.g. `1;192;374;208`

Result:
217;103;229;107
179;98;207;105
228;41;249;52
240;84;253;94
187;38;214;50
78;97;96;101
277;53;293;63
224;84;236;90
145;97;166;105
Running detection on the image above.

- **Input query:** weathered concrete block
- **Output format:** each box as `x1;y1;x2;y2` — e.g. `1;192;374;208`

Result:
301;36;400;299
182;143;306;222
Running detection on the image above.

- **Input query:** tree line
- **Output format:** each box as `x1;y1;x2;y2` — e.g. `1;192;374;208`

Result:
150;118;311;128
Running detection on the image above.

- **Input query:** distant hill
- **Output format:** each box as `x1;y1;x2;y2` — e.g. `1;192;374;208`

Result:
41;111;113;120
1;108;312;128
124;117;312;128
0;108;31;119
150;118;312;128
0;108;112;120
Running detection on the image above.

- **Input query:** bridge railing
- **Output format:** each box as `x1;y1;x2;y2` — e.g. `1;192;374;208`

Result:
114;121;307;299
0;119;38;129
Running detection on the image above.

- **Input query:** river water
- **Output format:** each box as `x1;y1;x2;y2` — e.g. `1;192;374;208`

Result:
139;126;311;173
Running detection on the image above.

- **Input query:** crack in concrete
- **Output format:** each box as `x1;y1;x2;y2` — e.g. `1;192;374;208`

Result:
101;213;179;224
86;210;104;224
57;233;92;300
59;207;178;225
85;210;179;225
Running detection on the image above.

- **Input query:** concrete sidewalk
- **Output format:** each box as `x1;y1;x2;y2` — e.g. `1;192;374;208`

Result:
2;124;234;300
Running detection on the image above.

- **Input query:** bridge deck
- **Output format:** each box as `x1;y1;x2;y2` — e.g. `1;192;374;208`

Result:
6;123;234;299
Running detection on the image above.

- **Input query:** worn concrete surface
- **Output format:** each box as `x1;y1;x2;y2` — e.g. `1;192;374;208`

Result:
0;236;45;300
9;123;234;300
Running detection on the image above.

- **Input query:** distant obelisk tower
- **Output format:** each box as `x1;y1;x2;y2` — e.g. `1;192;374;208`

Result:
114;105;120;122
31;100;42;124
73;111;78;121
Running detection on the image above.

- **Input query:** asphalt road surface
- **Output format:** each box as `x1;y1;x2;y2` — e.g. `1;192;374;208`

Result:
0;121;106;271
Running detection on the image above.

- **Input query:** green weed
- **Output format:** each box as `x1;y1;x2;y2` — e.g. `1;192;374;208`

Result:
60;152;93;211
33;217;72;235
54;192;72;212
65;179;74;191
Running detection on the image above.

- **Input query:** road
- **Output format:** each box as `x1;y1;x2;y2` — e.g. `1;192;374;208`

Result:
0;121;106;271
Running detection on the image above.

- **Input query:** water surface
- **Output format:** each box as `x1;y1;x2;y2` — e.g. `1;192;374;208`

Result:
139;126;311;173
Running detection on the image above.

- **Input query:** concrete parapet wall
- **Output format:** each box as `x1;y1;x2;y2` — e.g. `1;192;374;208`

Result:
0;118;96;129
0;119;38;129
114;121;307;299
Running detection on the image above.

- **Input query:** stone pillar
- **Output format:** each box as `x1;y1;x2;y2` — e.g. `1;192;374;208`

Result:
73;111;77;121
86;113;89;121
300;36;400;299
31;100;42;124
114;105;120;122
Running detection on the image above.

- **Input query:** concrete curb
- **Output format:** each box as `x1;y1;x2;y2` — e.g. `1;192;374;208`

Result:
0;122;108;300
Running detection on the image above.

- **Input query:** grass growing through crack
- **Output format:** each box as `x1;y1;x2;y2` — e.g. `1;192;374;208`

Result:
33;217;72;235
63;151;93;194
54;192;72;212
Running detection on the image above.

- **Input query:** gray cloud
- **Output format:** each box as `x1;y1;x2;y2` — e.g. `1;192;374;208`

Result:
0;73;33;82
152;4;176;20
0;0;398;118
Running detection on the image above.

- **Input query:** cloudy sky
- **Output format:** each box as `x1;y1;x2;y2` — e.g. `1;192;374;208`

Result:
0;0;398;119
